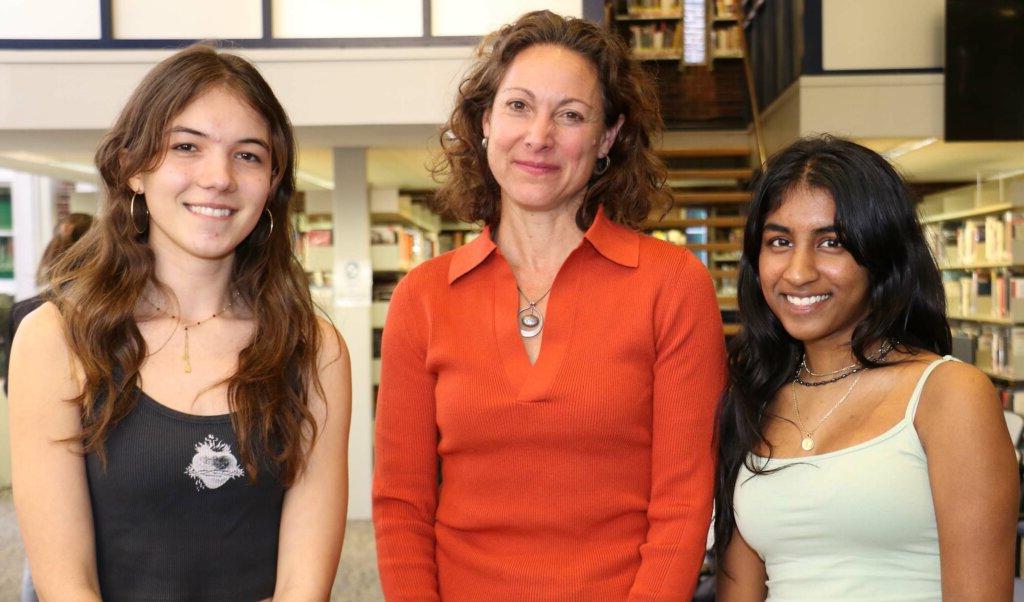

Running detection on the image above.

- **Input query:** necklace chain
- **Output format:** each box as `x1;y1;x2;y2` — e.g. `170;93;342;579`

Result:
791;370;863;452
795;340;895;387
517;285;552;339
142;290;239;374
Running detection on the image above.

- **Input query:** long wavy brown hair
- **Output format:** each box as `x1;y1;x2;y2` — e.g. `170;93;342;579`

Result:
48;44;322;486
431;10;670;230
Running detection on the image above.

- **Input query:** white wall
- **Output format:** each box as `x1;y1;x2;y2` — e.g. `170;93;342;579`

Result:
431;0;583;36
799;73;943;139
0;47;473;131
822;0;944;71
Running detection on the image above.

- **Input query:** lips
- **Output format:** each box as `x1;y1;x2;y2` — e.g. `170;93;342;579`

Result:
785;293;832;307
185;203;235;218
513;160;559;176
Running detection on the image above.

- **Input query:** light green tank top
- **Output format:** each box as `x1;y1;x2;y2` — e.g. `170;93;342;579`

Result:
734;356;953;601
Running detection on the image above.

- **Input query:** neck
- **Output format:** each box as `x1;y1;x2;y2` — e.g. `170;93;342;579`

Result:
494;196;585;276
149;249;236;322
802;338;860;375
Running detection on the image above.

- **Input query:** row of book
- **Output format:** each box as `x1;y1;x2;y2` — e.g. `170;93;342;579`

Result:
945;270;1024;319
996;383;1024;414
925;211;1024;266
711;27;743;55
627;23;683;54
952;324;1024;379
437;230;481;255
713;0;739;17
371;225;439;271
623;0;681;16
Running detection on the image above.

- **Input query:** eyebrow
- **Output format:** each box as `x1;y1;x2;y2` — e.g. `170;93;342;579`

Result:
169;126;270;151
763;222;837;235
499;87;594;110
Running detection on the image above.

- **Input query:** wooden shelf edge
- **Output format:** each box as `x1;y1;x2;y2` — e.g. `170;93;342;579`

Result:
947;313;1020;326
644;217;747;229
920;202;1022;224
656;147;751;159
982;367;1024;383
940;261;1024;270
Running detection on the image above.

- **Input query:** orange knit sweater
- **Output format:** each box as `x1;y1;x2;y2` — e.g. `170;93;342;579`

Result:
373;209;726;601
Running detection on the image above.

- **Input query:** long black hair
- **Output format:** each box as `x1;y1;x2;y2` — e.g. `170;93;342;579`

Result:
714;135;951;567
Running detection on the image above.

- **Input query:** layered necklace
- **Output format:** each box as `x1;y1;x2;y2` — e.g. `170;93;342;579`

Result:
143;290;239;373
790;340;895;452
517;286;552;338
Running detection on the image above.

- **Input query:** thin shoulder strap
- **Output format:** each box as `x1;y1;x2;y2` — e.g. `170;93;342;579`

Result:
905;355;958;422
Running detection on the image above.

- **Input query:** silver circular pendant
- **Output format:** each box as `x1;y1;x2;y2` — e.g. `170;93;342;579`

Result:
800;436;815;451
518;307;543;338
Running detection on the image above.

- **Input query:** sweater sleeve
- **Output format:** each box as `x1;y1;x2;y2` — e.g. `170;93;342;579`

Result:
628;252;726;601
372;272;441;601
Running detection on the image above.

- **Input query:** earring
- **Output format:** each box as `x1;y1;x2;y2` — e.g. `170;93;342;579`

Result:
481;137;488;149
594;155;611;176
130;192;148;235
260;207;274;244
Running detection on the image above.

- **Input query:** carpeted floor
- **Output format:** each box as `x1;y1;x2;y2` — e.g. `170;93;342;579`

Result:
0;489;384;601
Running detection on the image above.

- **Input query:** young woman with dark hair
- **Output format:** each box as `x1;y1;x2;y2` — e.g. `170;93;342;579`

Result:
9;44;351;600
715;135;1018;600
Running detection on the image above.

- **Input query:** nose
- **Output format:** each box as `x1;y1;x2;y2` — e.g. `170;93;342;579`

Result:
523;113;554;150
197;152;235;192
782;245;819;286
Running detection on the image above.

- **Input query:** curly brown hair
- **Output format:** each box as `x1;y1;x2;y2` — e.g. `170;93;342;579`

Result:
48;44;323;486
431;10;669;231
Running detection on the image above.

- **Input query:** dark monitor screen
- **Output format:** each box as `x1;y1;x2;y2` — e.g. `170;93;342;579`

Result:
945;0;1024;141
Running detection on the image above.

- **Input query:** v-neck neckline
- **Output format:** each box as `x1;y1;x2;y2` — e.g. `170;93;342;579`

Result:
492;247;581;403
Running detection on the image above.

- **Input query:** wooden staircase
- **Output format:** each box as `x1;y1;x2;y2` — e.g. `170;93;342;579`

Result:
646;142;755;337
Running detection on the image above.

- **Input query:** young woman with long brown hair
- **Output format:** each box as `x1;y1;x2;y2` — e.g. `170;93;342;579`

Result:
9;45;351;600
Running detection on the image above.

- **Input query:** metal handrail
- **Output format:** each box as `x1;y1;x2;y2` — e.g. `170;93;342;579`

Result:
735;6;767;167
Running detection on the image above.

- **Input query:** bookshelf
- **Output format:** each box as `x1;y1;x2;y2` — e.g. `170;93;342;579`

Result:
646;146;753;336
922;176;1024;390
610;0;684;61
369;188;444;385
710;0;743;62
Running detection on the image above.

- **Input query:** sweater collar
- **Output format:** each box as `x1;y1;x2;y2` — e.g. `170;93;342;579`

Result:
447;206;640;284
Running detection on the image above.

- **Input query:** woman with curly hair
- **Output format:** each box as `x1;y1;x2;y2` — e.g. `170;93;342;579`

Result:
373;10;726;600
9;44;351;600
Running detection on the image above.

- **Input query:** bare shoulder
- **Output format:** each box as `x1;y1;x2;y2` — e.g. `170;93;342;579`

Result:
14;300;67;349
8;301;84;430
914;355;1001;440
10;301;77;381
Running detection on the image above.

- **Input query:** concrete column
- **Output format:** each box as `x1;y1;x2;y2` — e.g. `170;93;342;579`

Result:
330;148;374;520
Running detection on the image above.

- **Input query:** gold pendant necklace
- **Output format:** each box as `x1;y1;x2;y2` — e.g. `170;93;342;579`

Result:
791;370;863;452
143;290;239;374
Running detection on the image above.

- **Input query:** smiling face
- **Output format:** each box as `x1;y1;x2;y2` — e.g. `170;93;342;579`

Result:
758;185;871;348
128;85;272;263
482;44;622;216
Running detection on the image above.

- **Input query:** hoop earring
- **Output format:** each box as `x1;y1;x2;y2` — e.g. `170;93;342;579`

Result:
130;193;148;235
593;155;611;176
260;207;274;244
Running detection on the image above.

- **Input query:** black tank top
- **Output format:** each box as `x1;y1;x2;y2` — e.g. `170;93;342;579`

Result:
85;389;284;601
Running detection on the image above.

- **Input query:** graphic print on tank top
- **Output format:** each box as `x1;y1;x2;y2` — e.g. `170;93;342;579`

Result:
184;434;246;490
